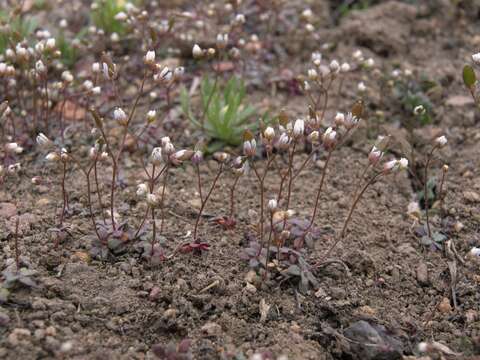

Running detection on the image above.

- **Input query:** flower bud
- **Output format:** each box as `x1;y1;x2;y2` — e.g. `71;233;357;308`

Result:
137;183;148;197
146;193;159;207
192;150;204;165
267;199;277;212
170;149;194;165
322;127;337;150
150;147;162;165
293;119;305;138
472;53;480;64
243;139;256;157
45;38;56;50
357;81;366;93
92;62;101;73
311;52;322;66
144;50;155;65
46;152;60;162
434;135;447;148
113;107;128;126
368;146;383;165
340;62;350;73
5;142;23;154
276;133;290;150
213;152;229;163
216;33;228;49
307;68;318;80
413;105;425;116
36;133;51;148
146;110;156;123
334;112;345;127
263;126;275;141
114;11;128;21
329;60;340;74
192;44;203;59
308;130;319;143
162;141;175;156
344;112;360;130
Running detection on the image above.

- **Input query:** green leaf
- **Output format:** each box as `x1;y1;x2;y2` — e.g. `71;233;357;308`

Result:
463;65;476;88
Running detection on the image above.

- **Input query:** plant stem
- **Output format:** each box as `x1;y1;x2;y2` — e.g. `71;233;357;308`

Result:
109;70;148;231
150;164;156;256
159;165;169;233
94;158;107;224
304;150;333;233
229;175;240;219
196;164;203;202
424;147;436;238
321;172;383;261
59;161;67;227
193;163;224;242
264;213;274;278
285;142;297;210
14;216;20;272
439;165;447;209
85;164;103;244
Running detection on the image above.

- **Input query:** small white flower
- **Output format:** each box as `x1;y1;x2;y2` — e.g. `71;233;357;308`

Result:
329;60;340;73
243;139;256;157
59;19;68;28
146;193;159;207
352;49;364;61
470;247;480;256
45;38;56;50
113;108;128;125
144;50;155;64
472;53;480;64
334;112;345;127
216;33;229;49
323;127;337;149
150;147;163;165
413;105;425;115
136;183;148;197
92;86;101;95
192;150;203;165
110;33;120;42
368;146;383;165
277;133;290;150
192;44;203;58
5;142;23;154
36;133;51;147
364;58;375;68
398;157;408;170
234;14;246;24
114;12;128;21
61;71;74;83
308;131;319;143
344;112;360;130
307;68;318;80
383;159;398;173
434;135;447;148
293;119;305;138
146;110;157;123
340;62;350;73
46;152;59;162
173;67;184;79
263;127;275;141
35;60;46;74
311;52;322;66
357;82;366;93
92;62;101;73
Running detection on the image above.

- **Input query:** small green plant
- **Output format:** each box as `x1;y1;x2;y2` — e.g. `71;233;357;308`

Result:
181;76;257;152
91;0;127;35
57;30;87;67
0;11;37;54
